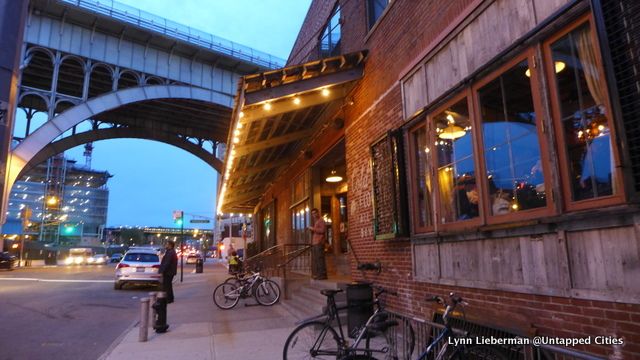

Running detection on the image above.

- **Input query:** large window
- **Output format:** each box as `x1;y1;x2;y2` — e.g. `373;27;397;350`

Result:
319;5;341;58
431;96;480;226
406;16;623;234
409;125;433;232
291;172;311;243
545;18;621;209
292;203;310;244
367;0;389;30
476;55;549;219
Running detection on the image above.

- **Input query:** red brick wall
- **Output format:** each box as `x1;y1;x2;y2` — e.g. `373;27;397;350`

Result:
287;0;338;65
275;1;640;358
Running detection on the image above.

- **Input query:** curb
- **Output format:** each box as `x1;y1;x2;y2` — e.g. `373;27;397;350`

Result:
97;318;140;360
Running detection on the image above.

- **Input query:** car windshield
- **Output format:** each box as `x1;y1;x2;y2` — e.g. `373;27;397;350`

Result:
123;253;159;262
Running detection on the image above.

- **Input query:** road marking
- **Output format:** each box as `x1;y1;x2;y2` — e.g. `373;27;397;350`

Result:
0;277;112;283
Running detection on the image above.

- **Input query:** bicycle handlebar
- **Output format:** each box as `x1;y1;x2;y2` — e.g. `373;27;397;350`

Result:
426;293;468;325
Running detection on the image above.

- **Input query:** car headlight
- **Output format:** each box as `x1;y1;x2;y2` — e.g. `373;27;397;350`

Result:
65;257;74;265
74;257;83;264
87;258;95;263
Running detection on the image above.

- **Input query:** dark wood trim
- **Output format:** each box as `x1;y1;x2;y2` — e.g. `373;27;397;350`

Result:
407;121;435;234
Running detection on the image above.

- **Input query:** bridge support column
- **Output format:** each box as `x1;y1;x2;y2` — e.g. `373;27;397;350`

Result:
0;0;29;251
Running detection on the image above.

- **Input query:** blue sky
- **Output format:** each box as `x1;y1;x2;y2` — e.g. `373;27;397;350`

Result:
61;0;311;228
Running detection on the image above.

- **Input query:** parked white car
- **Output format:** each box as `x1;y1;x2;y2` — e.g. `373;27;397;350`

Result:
87;254;109;265
114;249;161;290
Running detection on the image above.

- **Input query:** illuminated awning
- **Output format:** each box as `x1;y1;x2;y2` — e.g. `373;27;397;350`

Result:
217;50;367;214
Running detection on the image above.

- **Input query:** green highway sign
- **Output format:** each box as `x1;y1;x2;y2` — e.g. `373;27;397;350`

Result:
190;219;210;223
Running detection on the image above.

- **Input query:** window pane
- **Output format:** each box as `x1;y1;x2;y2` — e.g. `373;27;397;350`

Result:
368;0;389;29
411;126;432;228
551;24;614;201
291;203;310;243
478;60;547;215
433;98;478;223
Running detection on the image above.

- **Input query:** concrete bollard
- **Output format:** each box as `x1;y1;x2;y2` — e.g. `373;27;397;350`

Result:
139;297;150;342
148;292;157;327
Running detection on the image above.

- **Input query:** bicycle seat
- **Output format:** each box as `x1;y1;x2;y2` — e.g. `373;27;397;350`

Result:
320;289;343;297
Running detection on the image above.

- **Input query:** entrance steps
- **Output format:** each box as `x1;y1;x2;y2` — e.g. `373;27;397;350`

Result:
280;278;350;322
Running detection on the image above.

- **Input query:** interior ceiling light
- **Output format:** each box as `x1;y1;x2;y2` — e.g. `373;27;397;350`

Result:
438;113;466;140
525;61;565;78
321;88;330;97
325;170;343;183
293;97;301;105
263;102;272;111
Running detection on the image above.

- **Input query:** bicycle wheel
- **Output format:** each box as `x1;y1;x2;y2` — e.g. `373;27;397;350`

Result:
255;279;281;306
283;321;341;360
450;345;508;360
364;328;397;360
212;282;240;309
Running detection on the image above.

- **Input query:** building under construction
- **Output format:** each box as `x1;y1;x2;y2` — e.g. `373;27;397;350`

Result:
3;153;111;246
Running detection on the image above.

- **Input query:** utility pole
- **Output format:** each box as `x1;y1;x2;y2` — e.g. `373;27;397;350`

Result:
172;210;184;282
180;212;184;282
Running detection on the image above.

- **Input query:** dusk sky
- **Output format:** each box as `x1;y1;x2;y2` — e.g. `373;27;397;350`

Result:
60;0;312;229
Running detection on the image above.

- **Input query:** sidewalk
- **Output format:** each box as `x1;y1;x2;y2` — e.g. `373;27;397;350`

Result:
100;261;297;360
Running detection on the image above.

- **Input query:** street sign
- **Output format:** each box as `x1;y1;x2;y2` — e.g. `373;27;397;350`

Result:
190;219;210;223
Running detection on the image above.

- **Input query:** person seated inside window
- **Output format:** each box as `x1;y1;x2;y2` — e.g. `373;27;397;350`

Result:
453;175;479;220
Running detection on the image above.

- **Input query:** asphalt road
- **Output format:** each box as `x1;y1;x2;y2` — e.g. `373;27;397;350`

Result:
0;264;159;360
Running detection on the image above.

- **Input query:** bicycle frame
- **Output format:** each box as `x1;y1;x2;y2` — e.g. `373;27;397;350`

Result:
300;291;392;357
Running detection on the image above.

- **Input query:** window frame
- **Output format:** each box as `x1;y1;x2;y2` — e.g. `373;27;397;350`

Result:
543;14;625;211
471;49;557;225
365;0;391;33
427;89;485;232
318;4;341;58
408;121;434;234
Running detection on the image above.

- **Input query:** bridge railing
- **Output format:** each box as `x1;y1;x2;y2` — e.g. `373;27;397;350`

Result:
58;0;286;69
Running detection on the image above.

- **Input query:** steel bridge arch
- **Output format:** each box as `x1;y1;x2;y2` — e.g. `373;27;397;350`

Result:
18;127;223;179
4;84;232;223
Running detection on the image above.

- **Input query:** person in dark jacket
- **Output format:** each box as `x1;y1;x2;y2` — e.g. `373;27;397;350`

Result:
158;240;178;303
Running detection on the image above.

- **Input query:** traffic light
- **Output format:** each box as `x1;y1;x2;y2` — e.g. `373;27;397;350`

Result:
172;210;184;226
64;224;75;234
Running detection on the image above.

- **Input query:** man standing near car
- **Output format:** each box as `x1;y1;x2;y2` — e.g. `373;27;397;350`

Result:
158;240;178;303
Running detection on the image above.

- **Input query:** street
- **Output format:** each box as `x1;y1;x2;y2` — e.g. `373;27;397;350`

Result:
0;263;154;360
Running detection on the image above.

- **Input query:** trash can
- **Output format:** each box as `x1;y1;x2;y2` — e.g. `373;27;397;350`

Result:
346;282;373;338
195;258;204;273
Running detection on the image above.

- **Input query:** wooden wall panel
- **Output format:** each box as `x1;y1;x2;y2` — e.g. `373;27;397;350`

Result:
567;226;640;299
533;0;573;23
413;242;439;281
414;227;640;302
402;66;427;119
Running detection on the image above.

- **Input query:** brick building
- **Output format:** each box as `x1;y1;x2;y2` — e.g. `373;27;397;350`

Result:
218;0;640;357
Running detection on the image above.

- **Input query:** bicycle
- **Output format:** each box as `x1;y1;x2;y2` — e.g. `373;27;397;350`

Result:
283;286;414;360
212;270;281;309
416;293;507;360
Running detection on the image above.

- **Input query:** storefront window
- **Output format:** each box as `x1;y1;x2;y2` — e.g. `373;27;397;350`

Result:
291;203;310;244
433;98;478;224
549;23;615;201
477;59;547;215
410;125;433;230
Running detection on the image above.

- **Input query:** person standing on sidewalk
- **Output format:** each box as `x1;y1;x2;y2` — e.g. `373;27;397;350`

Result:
308;208;327;280
159;240;178;303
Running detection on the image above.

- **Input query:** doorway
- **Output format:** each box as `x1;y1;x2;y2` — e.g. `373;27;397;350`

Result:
312;139;350;279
